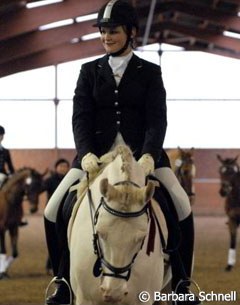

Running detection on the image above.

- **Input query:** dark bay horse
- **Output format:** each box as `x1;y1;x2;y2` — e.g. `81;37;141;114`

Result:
217;154;240;271
0;168;45;279
167;147;196;205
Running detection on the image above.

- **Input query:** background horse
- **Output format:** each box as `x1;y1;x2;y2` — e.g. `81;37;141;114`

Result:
167;147;196;205
217;154;240;271
0;167;45;279
68;145;169;305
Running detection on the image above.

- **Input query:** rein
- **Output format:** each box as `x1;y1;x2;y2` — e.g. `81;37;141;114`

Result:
86;175;148;281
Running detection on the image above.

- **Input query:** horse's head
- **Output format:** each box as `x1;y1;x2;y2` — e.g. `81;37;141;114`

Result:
96;178;155;302
177;147;195;177
24;168;48;213
92;145;155;303
217;155;239;197
175;147;195;197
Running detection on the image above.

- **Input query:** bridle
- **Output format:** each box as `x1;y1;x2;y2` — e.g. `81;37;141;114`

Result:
219;164;240;197
87;178;149;281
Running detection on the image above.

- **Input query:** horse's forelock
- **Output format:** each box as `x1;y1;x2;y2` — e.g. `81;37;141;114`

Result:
112;185;146;211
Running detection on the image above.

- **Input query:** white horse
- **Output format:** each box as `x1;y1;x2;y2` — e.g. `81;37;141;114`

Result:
68;145;169;305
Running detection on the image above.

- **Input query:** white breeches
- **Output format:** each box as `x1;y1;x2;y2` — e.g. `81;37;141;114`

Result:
44;165;191;223
44;168;84;222
0;173;7;188
155;167;191;221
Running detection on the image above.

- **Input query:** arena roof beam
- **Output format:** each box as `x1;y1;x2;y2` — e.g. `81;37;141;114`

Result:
152;21;240;52
0;0;105;40
0;20;95;64
158;1;240;31
0;39;103;78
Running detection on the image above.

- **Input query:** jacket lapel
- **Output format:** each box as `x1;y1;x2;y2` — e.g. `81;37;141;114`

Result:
97;55;116;88
118;54;143;88
96;53;143;88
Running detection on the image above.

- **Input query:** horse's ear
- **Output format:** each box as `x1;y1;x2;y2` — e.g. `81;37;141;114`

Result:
100;178;117;200
100;178;109;196
234;155;239;162
217;154;223;162
144;181;155;203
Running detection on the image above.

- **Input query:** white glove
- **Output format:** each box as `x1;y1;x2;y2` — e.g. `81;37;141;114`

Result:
81;153;100;173
138;154;155;176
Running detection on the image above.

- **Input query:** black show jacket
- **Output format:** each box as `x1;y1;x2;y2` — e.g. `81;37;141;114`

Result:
72;53;168;168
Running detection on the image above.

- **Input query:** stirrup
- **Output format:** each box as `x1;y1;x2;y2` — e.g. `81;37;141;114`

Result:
45;276;73;305
174;278;201;305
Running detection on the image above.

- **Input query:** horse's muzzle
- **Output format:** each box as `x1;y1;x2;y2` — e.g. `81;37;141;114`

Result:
100;282;128;303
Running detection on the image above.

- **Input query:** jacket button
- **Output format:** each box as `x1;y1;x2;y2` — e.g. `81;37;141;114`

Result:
116;121;120;125
114;90;118;94
116;111;121;115
114;102;119;106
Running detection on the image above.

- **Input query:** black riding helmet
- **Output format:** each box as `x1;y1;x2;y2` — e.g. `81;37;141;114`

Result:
0;126;5;135
94;0;139;56
94;0;138;29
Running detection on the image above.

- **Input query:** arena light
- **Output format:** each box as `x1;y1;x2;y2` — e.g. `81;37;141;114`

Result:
81;32;101;41
27;0;63;9
39;19;74;31
76;13;98;23
223;30;240;39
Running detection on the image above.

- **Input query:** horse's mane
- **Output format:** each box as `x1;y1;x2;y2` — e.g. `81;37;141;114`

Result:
102;145;143;211
73;145;135;201
112;145;133;180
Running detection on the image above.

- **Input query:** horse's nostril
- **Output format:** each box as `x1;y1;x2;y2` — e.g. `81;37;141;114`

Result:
124;291;128;296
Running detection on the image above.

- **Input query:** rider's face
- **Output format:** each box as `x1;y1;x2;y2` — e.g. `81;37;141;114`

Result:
100;26;131;55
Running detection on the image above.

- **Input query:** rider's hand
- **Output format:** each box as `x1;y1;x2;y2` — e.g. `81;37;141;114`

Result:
138;154;155;176
81;153;100;173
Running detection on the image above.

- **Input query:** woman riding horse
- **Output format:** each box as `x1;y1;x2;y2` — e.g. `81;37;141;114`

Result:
0;126;15;188
44;1;200;304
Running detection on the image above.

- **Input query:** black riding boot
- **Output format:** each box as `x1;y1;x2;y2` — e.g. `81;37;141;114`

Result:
45;190;77;305
148;178;200;305
44;217;60;277
170;213;201;305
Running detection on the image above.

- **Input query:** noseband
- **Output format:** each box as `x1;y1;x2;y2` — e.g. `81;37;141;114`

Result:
87;180;149;281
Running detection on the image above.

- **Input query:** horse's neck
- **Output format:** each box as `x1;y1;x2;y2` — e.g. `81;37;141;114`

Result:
2;171;27;199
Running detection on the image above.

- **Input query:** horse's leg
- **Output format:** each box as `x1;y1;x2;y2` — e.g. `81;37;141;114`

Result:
0;230;8;279
225;218;237;271
0;226;18;279
9;225;19;258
